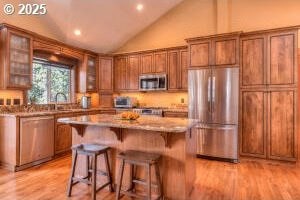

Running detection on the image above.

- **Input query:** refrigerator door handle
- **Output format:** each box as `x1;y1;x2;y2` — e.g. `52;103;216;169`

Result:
208;76;211;102
212;76;216;102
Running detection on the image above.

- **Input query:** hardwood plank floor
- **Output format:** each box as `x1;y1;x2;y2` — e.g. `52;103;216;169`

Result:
1;156;300;200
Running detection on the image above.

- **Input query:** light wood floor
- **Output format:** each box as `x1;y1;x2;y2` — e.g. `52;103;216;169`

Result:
0;156;300;200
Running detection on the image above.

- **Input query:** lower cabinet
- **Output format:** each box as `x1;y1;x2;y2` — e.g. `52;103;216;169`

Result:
240;89;297;161
55;123;72;154
163;111;188;118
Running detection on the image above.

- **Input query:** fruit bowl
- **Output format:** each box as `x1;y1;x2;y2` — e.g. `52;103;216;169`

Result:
120;111;140;120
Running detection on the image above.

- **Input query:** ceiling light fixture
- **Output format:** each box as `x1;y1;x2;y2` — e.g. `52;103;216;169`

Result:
74;29;81;36
136;3;144;11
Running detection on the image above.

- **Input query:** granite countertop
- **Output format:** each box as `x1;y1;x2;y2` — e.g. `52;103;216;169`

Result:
58;114;197;133
0;107;115;117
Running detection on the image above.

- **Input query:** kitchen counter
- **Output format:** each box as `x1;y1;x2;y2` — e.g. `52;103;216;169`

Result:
58;114;196;133
59;114;197;200
0;107;115;117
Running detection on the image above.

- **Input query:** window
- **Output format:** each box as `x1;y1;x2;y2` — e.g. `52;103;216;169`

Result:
28;59;72;104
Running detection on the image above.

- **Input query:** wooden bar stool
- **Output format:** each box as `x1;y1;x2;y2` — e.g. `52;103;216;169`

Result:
116;150;163;200
67;143;114;200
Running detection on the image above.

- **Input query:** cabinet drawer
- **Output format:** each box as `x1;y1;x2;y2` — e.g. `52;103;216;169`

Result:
163;111;188;118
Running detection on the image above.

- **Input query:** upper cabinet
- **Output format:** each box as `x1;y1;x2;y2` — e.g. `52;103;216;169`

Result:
114;54;140;92
213;37;239;66
240;35;266;87
189;40;210;67
153;51;167;73
127;54;140;90
167;48;188;91
269;31;296;86
140;53;153;74
77;54;98;93
99;57;113;93
114;56;127;91
0;27;33;89
240;29;297;88
187;33;240;68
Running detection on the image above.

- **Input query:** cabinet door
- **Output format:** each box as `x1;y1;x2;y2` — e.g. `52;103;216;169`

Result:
269;90;296;161
99;93;113;107
55;123;72;154
99;57;113;92
164;111;188;118
154;51;167;73
269;32;296;85
127;55;140;90
241;36;266;87
214;37;239;66
189;41;210;67
114;56;127;91
180;50;188;90
7;30;33;89
240;91;267;158
168;50;180;90
140;53;153;74
86;55;98;92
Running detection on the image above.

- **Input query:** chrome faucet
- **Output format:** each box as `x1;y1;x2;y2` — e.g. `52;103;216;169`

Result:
55;92;67;110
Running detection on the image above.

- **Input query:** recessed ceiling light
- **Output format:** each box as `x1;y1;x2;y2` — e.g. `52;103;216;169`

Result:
136;3;144;11
74;29;81;36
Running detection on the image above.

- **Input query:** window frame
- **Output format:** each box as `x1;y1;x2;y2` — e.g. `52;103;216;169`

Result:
28;59;73;104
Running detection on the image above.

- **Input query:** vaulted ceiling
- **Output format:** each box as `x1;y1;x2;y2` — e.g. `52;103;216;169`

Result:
25;0;183;53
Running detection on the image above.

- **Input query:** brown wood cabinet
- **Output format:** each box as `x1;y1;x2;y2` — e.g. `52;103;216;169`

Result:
213;37;239;66
127;55;140;90
240;27;298;161
269;32;297;86
0;27;33;89
240;35;266;87
140;53;153;74
167;48;188;91
55;123;72;154
154;51;167;73
187;33;240;68
240;90;267;158
114;56;127;91
99;57;113;93
99;93;113;108
77;54;98;93
268;89;297;161
189;40;210;67
163;111;188;118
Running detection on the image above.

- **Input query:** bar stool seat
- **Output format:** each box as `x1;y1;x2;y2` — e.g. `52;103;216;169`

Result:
116;150;163;200
118;150;161;164
67;143;114;200
73;143;110;155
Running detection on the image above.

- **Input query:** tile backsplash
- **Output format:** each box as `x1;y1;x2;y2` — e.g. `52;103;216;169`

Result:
0;90;23;105
115;92;188;108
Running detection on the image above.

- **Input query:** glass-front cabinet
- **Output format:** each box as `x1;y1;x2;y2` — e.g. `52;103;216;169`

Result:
86;55;97;92
1;28;33;89
8;31;32;88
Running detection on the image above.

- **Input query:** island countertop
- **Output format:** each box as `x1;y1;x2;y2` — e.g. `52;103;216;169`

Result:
58;114;197;133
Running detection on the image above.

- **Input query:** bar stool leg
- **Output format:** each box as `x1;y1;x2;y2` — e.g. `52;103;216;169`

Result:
91;154;97;200
146;164;151;200
128;164;134;191
155;163;163;200
67;149;78;197
104;151;114;192
86;155;90;181
116;159;125;200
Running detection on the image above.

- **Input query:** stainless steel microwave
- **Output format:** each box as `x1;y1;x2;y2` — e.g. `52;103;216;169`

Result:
139;74;167;91
114;96;137;108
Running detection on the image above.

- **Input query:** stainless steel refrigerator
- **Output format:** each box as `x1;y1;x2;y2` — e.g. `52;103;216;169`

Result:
188;67;239;162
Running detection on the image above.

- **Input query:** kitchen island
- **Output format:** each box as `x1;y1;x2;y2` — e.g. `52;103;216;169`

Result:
58;114;197;200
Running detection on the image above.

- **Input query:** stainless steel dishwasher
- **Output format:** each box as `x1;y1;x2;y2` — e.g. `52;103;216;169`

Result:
19;116;54;166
